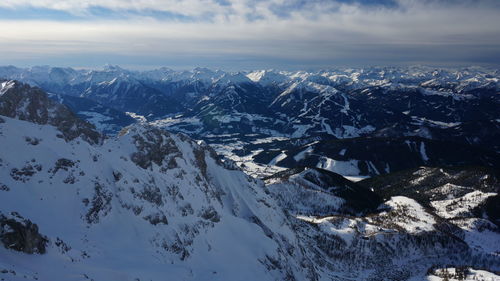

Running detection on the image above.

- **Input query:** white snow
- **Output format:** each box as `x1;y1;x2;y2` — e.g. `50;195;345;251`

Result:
293;146;314;162
379;196;436;233
431;191;497;219
291;124;312;138
420;142;429;162
246;70;289;86
2;65;500;280
125;111;147;122
268;151;287;166
0;80;15;96
427;268;500;281
344;175;370;182
0;116;310;281
420;88;476;101
453;218;500;255
316;157;360;176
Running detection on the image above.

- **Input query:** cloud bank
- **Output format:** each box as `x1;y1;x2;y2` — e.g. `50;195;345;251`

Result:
0;0;499;69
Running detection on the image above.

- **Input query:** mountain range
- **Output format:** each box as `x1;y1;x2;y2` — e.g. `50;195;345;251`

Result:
1;65;499;177
0;66;499;280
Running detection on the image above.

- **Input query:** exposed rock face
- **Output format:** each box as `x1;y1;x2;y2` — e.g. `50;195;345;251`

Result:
84;182;113;224
0;213;48;254
122;125;182;169
0;79;102;144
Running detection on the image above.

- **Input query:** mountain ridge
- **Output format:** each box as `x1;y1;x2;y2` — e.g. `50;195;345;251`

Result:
0;69;499;280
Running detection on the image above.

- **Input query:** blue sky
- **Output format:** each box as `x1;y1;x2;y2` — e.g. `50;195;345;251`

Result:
0;0;499;70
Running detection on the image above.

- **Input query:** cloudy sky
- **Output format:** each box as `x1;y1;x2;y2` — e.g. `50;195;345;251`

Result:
0;0;499;70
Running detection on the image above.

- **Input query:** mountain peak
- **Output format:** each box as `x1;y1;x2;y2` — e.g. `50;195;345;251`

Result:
246;70;290;85
103;64;126;72
0;80;102;145
214;72;253;85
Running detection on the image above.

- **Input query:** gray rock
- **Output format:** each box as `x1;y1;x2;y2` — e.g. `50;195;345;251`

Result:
125;126;181;169
0;80;102;145
0;213;48;254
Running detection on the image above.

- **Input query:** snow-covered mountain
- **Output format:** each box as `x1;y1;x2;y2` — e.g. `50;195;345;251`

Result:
0;79;101;145
1;65;498;128
1;65;499;178
1;80;499;280
264;166;500;279
0;81;317;280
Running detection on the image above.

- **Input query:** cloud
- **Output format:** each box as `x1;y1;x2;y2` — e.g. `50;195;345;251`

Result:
0;0;499;69
0;0;497;19
0;0;225;19
3;0;496;22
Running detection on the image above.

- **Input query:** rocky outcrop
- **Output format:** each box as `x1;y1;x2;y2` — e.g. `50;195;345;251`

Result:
0;79;102;144
0;212;48;254
121;125;182;169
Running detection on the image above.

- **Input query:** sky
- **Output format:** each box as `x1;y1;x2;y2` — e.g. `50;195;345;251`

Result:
0;0;499;70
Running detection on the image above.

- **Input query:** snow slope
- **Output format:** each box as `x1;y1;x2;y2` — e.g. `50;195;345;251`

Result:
0;116;316;280
1;76;499;280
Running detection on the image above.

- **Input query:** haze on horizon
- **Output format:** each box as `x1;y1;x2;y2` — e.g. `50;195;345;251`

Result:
0;0;499;70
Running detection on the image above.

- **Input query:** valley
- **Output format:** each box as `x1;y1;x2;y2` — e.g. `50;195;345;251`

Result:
0;66;499;280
